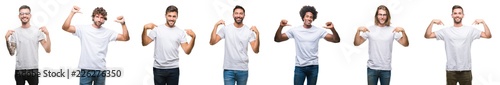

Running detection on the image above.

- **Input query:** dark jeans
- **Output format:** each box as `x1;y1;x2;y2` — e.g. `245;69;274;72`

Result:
447;71;472;85
15;69;39;85
154;68;180;85
294;65;319;85
367;68;391;85
79;69;106;85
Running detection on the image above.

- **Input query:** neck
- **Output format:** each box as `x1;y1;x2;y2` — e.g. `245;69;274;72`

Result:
92;24;101;29
376;24;386;27
303;25;312;29
21;23;31;28
234;23;244;28
165;23;175;28
453;23;463;27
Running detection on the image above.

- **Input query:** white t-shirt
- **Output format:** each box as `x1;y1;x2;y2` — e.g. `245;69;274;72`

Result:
10;26;45;70
435;26;481;71
285;26;327;67
217;24;256;70
148;25;187;69
361;25;402;70
74;25;118;70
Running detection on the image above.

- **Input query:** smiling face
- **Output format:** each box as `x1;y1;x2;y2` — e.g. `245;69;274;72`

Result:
374;5;391;26
452;8;464;24
19;8;31;25
233;8;245;24
92;14;106;27
165;11;178;27
302;12;313;26
376;9;388;25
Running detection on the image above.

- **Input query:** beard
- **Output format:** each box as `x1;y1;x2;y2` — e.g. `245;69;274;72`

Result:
234;17;243;24
93;21;104;27
454;18;462;24
20;17;29;24
167;20;176;27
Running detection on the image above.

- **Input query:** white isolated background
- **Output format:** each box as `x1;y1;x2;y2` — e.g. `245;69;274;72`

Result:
0;0;498;85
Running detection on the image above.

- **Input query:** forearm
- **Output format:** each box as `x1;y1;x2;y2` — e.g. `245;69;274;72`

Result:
274;26;284;42
121;24;130;40
330;27;340;42
62;12;75;30
43;34;51;53
425;22;434;38
483;23;491;38
353;31;363;46
400;31;409;47
254;33;260;53
141;28;149;46
187;36;196;54
6;41;14;56
210;25;218;45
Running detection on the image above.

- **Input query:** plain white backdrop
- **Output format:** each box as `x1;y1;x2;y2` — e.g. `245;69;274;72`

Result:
0;0;499;85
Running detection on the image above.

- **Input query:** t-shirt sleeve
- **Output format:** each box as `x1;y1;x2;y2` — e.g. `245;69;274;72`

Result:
320;29;327;39
393;32;403;41
180;30;188;43
249;31;256;42
471;28;481;40
38;31;46;41
217;27;225;39
73;25;83;37
285;28;294;39
109;30;119;41
435;29;445;40
148;28;157;41
360;32;369;40
9;32;16;44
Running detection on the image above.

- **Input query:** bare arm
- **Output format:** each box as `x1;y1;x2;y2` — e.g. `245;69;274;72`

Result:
181;29;196;55
250;26;260;53
40;27;51;53
323;22;340;43
62;6;80;33
210;20;224;45
5;31;15;56
115;16;130;41
142;23;156;46
474;19;492;38
274;19;290;42
353;27;368;46
425;19;442;39
394;27;409;47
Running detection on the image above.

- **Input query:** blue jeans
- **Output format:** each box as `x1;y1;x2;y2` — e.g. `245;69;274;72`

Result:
294;65;318;85
153;68;180;85
223;70;248;85
367;68;391;85
80;69;106;85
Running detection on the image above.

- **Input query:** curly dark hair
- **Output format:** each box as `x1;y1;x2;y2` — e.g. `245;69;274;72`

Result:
299;5;317;21
91;7;107;20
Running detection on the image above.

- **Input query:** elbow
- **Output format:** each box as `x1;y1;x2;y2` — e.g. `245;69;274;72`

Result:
185;52;191;55
253;49;259;54
353;42;360;46
46;49;51;53
332;39;340;43
209;42;216;45
274;38;283;42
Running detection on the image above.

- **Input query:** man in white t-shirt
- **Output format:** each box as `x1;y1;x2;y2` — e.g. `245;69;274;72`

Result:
142;5;196;85
274;6;340;85
5;5;51;85
62;6;130;85
424;5;492;85
210;5;260;85
353;5;409;85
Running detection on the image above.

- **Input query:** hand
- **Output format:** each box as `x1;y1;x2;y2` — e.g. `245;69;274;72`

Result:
115;16;125;25
185;29;196;38
280;19;291;27
40;26;49;35
5;30;14;40
393;27;405;32
216;20;225;26
431;19;444;25
473;19;485;25
144;23;157;30
250;26;259;33
357;26;369;32
323;21;334;29
72;6;81;13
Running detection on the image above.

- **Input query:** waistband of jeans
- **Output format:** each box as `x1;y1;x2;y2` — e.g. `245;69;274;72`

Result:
447;70;471;72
